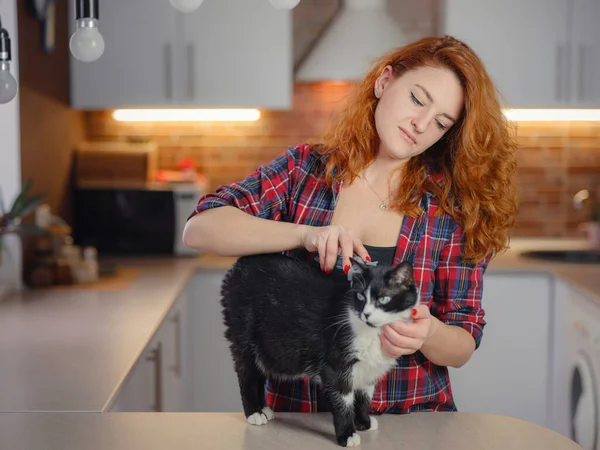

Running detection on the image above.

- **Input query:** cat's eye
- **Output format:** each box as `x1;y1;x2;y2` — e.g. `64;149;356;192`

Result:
378;296;391;305
357;293;366;301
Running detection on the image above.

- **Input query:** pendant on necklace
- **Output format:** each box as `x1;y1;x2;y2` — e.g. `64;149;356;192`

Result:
379;203;389;211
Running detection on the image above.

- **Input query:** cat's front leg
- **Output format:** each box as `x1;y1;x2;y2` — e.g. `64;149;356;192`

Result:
354;385;378;432
321;375;360;446
328;390;361;447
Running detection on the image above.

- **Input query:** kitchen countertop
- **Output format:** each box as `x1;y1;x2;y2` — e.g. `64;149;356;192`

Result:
0;412;583;450
0;238;597;414
0;257;205;412
487;238;600;302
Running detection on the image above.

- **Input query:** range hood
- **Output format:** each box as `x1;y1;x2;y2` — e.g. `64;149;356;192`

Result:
296;0;406;82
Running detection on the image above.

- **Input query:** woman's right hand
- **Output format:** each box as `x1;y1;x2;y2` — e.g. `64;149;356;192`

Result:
299;225;370;274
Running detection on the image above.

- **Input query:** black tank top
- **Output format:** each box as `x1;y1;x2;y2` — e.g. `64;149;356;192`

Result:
363;244;396;267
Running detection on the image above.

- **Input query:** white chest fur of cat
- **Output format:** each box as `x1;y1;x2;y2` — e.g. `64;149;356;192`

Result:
348;312;399;389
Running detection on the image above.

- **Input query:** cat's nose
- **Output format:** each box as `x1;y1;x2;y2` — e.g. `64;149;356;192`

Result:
363;312;371;320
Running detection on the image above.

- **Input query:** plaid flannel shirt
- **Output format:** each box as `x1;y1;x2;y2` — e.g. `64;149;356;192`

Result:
189;143;490;414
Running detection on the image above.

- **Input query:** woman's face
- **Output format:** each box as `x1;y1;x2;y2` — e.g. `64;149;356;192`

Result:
374;64;465;162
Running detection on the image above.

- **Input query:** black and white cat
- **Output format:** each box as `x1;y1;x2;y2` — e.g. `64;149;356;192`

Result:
220;253;418;447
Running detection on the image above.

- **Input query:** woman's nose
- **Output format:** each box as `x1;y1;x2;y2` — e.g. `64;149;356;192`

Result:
411;113;435;134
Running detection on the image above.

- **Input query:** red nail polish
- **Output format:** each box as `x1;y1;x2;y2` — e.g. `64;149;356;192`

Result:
412;308;417;316
365;256;371;262
326;269;332;274
343;265;350;274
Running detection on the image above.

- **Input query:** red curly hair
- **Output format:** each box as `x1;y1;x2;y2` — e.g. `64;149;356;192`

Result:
315;35;519;263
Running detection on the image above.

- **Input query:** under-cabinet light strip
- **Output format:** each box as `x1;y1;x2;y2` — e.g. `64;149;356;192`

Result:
112;108;600;123
503;109;600;121
112;109;261;122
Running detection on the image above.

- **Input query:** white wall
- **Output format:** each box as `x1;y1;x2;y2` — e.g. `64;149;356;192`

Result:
0;0;21;297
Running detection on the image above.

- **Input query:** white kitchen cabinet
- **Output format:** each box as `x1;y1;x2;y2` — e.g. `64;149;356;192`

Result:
571;0;600;107
448;272;553;428
69;0;292;110
548;277;571;437
109;289;191;412
442;0;600;108
188;270;243;412
69;0;178;108
162;289;191;412
109;332;163;412
180;0;292;109
109;269;242;413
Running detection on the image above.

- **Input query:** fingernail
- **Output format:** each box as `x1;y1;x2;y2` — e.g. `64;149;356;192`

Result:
326;269;332;274
412;308;417;316
343;265;350;274
365;256;371;262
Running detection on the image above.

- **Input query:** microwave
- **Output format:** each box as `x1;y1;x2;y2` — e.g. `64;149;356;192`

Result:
72;183;202;257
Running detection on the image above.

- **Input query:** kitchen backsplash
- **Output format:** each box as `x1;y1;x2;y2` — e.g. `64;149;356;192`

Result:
85;82;600;239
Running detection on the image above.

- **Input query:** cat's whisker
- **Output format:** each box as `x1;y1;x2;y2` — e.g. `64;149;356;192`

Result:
324;314;351;331
331;308;357;343
331;320;347;344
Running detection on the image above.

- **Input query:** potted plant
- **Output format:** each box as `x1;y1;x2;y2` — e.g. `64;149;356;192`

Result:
0;180;46;295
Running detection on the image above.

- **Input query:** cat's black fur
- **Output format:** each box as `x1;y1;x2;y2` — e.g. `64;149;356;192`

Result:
220;253;418;447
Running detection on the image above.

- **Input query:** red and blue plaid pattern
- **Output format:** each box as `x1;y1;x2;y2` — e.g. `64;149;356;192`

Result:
190;143;490;414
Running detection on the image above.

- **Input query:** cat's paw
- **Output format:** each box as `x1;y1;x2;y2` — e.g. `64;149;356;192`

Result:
354;415;376;431
338;433;361;447
367;416;378;431
247;412;269;425
261;407;275;421
354;419;370;431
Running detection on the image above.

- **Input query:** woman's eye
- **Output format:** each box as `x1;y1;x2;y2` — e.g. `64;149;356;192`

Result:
379;296;391;305
357;293;366;301
411;92;424;107
436;120;447;131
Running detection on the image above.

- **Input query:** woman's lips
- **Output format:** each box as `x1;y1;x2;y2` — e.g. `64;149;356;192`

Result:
399;127;417;144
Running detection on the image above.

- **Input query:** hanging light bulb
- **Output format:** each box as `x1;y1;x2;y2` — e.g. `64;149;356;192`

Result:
269;0;301;10
169;0;204;13
70;0;105;62
0;15;18;104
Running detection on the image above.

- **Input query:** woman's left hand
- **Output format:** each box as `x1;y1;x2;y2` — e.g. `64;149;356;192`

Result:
380;304;436;358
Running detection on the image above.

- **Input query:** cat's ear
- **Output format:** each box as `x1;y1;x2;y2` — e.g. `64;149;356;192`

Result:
349;256;368;273
348;256;368;287
390;261;415;286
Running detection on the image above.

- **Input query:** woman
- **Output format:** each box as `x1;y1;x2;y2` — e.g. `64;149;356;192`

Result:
183;35;519;414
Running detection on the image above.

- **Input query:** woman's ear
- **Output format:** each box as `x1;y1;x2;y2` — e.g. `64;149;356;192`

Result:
375;65;394;96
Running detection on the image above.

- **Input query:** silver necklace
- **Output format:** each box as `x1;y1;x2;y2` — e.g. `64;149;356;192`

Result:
361;172;392;211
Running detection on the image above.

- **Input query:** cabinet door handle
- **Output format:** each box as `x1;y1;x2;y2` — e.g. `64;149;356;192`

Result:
578;44;585;102
169;310;182;378
164;43;173;100
146;342;163;412
555;44;564;101
187;43;195;100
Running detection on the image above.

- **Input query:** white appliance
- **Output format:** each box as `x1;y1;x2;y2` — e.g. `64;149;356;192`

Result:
562;288;600;450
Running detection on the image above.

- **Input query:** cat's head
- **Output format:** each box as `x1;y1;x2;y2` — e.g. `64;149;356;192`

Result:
347;257;419;328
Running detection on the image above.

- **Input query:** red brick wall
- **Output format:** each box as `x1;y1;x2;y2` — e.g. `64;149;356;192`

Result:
85;84;600;239
86;82;351;190
514;122;600;237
